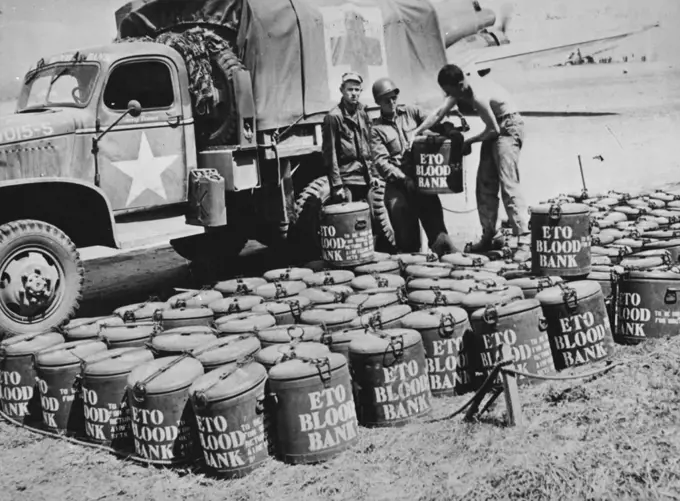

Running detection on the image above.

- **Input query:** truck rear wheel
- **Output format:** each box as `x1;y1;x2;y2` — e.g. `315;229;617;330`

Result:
0;220;83;339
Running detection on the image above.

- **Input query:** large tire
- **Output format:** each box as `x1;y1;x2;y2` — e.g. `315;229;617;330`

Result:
0;220;83;339
200;47;246;146
288;176;332;261
370;179;422;253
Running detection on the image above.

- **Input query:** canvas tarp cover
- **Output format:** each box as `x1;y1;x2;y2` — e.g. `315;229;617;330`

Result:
115;0;448;131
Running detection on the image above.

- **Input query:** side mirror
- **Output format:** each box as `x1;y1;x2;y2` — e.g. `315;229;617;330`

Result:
127;100;142;118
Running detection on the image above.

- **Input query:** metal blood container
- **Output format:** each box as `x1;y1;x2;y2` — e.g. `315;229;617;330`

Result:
150;333;219;358
114;301;171;322
345;287;404;312
214;277;268;297
127;355;205;465
319;202;374;267
208;296;264;318
0;331;65;422
99;323;159;349
251;296;312;325
460;286;525;316
401;307;473;396
350;273;405;291
63;316;124;341
349;328;432;427
255;342;331;372
35;339;108;435
320;328;369;361
353;260;401;276
531;202;592;277
440;252;490;268
300;306;359;332
191;335;262;372
612;269;680;344
153;307;215;330
506;276;563;299
407;289;466;310
298;285;354;305
302;270;355;287
190;361;269;478
256;324;324;349
214;312;277;337
81;348;155;448
167;289;223;309
404;263;454;279
264;267;314;283
268;352;358;464
255;281;307;300
536;281;615;370
412;135;461;194
469;299;556;386
349;305;412;330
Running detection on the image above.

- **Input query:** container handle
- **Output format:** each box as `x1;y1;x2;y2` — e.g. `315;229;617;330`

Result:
286;325;305;343
322;272;335;286
355;219;368;231
227;300;242;314
432;289;449;307
285;299;303;323
438;313;456;339
482;304;498;325
548;203;562;221
538;316;549;332
385;335;405;365
664;288;680;305
274;282;287;299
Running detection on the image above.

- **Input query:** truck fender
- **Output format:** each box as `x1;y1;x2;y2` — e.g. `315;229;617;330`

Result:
0;178;119;248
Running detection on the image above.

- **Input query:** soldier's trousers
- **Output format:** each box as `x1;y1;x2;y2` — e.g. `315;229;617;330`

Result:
476;113;529;238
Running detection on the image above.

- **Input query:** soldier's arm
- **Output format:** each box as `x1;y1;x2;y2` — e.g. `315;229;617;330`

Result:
412;95;457;137
322;114;344;190
370;128;405;181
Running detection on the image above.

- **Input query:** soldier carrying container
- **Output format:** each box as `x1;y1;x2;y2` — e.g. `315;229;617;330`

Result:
322;72;375;205
411;64;531;262
369;77;458;256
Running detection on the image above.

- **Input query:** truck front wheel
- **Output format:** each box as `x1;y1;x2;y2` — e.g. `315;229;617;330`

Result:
0;220;83;339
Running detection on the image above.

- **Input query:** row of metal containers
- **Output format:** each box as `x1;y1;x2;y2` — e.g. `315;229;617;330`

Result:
539;189;680;344
0;250;618;477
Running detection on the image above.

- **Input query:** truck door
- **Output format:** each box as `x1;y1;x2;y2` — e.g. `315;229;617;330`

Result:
96;57;187;212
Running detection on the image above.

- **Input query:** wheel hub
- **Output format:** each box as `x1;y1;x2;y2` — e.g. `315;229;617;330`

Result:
0;249;62;322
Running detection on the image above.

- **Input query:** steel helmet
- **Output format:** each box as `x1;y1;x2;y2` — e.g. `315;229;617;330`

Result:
372;77;400;102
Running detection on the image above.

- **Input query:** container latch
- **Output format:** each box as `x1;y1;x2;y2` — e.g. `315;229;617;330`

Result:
548;203;562;221
439;313;456;339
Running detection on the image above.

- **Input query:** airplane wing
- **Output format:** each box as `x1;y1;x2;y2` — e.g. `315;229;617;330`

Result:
448;22;661;73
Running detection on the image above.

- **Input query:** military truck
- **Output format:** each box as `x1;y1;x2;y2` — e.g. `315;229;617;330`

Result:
0;0;507;336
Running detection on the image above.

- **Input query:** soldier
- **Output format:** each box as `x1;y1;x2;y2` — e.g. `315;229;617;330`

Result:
412;64;530;261
322;72;374;204
370;77;458;256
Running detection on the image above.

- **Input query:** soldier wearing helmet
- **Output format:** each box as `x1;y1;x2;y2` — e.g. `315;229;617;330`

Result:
322;72;375;204
369;77;458;256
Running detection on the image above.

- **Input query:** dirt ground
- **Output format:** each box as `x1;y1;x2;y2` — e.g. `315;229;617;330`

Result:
3;1;680;500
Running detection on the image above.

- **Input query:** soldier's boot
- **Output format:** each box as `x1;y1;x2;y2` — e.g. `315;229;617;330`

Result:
430;232;459;257
465;231;506;253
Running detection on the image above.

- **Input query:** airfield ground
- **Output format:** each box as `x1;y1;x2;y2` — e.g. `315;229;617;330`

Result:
2;0;680;499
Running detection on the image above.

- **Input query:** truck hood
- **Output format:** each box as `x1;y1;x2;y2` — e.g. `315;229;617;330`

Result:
0;108;87;181
0;108;86;145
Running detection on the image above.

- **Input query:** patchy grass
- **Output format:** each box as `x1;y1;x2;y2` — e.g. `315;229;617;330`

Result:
3;338;680;501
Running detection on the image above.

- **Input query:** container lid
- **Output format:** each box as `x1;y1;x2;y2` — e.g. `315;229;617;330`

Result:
470;298;540;322
411;278;481;294
299;286;353;304
302;270;355;287
159;325;218;336
322;201;370;215
401;307;468;330
348;328;422;355
449;269;503;281
269;350;347;382
506;276;563;292
127;356;205;394
300;307;359;326
642;230;680;240
113;301;170;320
0;331;65;356
407;289;466;306
461;287;523;311
100;324;157;343
349;304;412;329
64;315;126;339
643;238;680;250
84;348;155;376
263;267;314;282
592;234;616;246
597;228;625;240
167;289;223;309
159;307;214;321
324;328;371;346
190;362;267;402
255;280;307;299
389;253;437;265
351;273;405;290
403;264;452;279
252;296;312;315
346;291;401;310
602;211;628;223
191;335;261;367
214;277;267;296
257;324;324;344
619;255;668;270
255;342;331;368
591;255;612;266
151;333;219;353
215;312;277;334
622;268;680;281
536;281;602;305
612;238;646;249
36;339;109;367
440;252;490;267
208;295;264;315
371;252;392;262
353;260;401;275
531;202;590;215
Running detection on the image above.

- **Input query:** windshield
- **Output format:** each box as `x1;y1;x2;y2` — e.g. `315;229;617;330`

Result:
17;63;100;111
